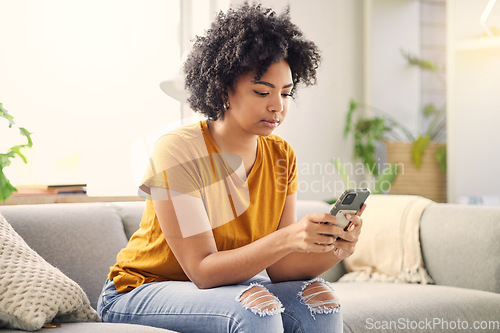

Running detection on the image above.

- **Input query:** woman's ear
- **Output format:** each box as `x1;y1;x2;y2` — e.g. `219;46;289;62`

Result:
221;89;230;109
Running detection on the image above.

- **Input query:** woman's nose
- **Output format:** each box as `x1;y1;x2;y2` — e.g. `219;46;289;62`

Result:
268;98;283;113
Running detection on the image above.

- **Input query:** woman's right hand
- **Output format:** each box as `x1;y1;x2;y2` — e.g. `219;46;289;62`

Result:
284;213;343;253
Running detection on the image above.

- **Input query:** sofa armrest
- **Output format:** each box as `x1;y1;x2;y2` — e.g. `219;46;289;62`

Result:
420;203;500;293
296;200;331;219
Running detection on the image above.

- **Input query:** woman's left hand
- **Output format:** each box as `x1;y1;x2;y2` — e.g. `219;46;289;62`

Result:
331;204;366;260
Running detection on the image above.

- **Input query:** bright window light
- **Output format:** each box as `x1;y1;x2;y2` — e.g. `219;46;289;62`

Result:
0;0;181;196
481;0;497;36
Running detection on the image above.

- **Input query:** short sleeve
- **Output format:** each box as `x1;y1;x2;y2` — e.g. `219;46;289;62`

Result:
286;144;298;196
139;133;211;199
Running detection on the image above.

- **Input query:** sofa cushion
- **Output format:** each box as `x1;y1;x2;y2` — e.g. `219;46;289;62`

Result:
0;203;129;310
0;322;177;333
334;282;500;333
0;213;99;330
420;203;500;293
108;201;146;239
110;200;332;241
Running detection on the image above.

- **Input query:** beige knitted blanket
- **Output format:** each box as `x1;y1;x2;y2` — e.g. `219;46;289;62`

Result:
339;195;433;284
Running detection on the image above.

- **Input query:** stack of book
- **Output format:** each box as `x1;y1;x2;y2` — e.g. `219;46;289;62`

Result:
12;184;87;196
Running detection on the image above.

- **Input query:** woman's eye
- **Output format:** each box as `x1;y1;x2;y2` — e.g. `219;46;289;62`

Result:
253;90;293;98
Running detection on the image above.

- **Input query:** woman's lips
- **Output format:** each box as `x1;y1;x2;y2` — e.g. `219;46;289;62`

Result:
261;119;280;128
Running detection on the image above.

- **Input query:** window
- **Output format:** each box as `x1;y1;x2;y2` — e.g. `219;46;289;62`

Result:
0;0;181;196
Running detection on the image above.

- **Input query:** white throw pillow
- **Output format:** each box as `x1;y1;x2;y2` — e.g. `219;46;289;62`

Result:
0;212;100;330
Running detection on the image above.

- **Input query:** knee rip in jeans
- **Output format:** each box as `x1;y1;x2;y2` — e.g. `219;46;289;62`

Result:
237;283;284;317
298;278;340;318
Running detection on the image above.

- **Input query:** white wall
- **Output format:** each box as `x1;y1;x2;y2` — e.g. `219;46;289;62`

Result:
368;0;421;136
0;0;181;196
2;0;431;202
447;0;500;204
2;0;365;200
231;0;365;201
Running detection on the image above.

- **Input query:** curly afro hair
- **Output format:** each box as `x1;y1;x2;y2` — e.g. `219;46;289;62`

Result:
183;2;321;120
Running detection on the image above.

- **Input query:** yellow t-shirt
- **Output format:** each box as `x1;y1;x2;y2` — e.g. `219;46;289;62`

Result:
109;120;297;293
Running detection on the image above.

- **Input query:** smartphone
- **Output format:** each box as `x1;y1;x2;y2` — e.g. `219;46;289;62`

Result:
329;188;370;230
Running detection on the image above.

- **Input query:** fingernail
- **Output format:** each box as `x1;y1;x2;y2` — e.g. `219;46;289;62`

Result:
345;214;352;219
348;224;355;231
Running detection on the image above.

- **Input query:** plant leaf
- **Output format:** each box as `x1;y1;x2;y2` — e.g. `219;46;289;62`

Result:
436;145;447;172
0;103;34;202
353;117;389;175
0;103;16;127
344;99;358;137
8;145;28;163
0;153;13;168
373;163;398;194
423;103;436;117
333;157;352;188
0;169;17;202
401;50;438;72
412;135;431;169
19;127;33;147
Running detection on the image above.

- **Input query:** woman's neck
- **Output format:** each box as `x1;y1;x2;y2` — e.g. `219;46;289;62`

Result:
208;118;258;155
208;118;258;176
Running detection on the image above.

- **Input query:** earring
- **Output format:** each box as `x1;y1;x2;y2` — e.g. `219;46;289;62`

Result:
224;101;230;110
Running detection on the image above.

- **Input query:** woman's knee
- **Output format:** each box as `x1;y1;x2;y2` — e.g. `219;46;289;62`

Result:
234;284;284;332
299;280;341;314
238;285;284;315
291;279;343;332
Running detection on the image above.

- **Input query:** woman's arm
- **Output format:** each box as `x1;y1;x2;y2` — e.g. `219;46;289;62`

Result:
266;193;365;283
152;186;345;289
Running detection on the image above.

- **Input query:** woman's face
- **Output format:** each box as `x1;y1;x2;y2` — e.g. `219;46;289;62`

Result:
225;60;293;137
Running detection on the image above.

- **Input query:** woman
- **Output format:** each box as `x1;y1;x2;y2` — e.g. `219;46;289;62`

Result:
97;3;364;332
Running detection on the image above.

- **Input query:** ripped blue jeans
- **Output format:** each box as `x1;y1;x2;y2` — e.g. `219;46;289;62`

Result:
97;275;342;333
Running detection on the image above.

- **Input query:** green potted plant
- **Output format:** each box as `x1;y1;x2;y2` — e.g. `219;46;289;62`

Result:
343;50;447;201
0;102;33;202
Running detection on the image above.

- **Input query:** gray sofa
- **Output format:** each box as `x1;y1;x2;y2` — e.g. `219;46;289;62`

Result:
1;198;499;332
